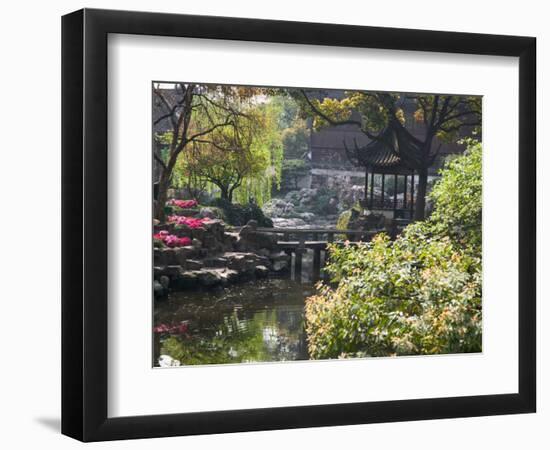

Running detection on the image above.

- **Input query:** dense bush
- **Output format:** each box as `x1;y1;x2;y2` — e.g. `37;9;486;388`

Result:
429;138;482;253
210;198;274;227
305;141;482;359
310;186;339;215
280;159;310;191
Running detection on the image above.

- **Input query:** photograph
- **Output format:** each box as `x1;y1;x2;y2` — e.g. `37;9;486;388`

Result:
152;83;483;366
0;0;542;446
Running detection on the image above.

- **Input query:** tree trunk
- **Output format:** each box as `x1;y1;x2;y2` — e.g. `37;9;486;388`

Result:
155;152;180;222
155;169;171;223
219;186;230;202
413;168;428;221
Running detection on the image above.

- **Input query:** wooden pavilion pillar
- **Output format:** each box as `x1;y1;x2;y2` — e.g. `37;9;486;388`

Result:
294;234;306;282
364;167;369;203
370;171;374;209
410;172;415;217
312;247;321;281
403;174;408;209
381;174;385;207
393;174;398;216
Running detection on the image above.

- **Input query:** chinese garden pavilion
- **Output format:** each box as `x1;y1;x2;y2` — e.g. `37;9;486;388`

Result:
344;125;418;220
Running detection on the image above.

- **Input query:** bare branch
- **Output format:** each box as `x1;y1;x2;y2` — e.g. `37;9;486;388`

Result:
153;88;178;129
153;152;168;171
186;120;234;143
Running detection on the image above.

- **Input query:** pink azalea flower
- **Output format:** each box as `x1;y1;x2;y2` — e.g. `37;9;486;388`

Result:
153;322;189;334
167;199;198;209
167;215;208;229
153;232;193;248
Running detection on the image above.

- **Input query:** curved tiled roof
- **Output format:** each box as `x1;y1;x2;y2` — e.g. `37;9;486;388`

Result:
346;126;403;169
356;140;401;167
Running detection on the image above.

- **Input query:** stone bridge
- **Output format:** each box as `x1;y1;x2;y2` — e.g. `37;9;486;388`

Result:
252;227;382;280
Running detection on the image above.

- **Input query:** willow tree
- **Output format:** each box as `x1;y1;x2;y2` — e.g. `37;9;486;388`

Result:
298;90;481;220
170;97;282;206
153;83;262;221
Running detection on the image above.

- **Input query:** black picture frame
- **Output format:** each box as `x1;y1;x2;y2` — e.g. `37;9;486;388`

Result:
62;8;536;442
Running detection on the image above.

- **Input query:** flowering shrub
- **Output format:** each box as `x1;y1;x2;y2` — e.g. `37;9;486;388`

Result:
167;215;208;229
153;322;189;334
305;229;481;358
153;230;192;248
305;141;482;359
167;199;198;209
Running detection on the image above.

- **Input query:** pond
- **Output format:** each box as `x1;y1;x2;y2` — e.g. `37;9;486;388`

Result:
153;278;317;366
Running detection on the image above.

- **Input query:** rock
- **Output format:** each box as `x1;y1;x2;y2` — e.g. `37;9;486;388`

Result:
223;252;270;274
347;186;365;206
172;270;199;289
185;259;204;270
270;250;290;261
225;253;250;272
204;257;228;268
238;224;255;237
255;265;269;278
163;265;183;278
159;275;170;289
203;219;225;234
153;280;165;298
219;269;239;285
297;212;315;222
222;232;238;252
262;198;296;218
197;269;223;286
235;230;278;252
154;248;178;266
257;248;270;257
199;207;217;219
174;246;198;265
190;227;205;241
202;234;222;251
224;232;238;243
270;251;291;272
158;355;181;367
271;217;307;228
272;260;289;272
327;197;339;214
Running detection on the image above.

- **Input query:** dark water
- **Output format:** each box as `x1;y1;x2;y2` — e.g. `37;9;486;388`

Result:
153;278;316;366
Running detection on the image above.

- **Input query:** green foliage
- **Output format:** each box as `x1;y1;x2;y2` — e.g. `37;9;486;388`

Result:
159;312;271;365
310;186;338;215
335;208;356;240
336;209;353;231
270;95;311;192
428;139;482;252
155;86;284;210
301;91;481;144
210;198;273;227
281;123;309;159
281;159;310;190
305;140;483;359
168;99;282;206
232;101;284;205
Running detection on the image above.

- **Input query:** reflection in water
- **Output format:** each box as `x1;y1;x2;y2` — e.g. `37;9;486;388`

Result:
153;278;315;366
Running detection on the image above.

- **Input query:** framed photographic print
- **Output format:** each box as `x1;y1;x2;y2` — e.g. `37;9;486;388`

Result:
61;8;536;442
